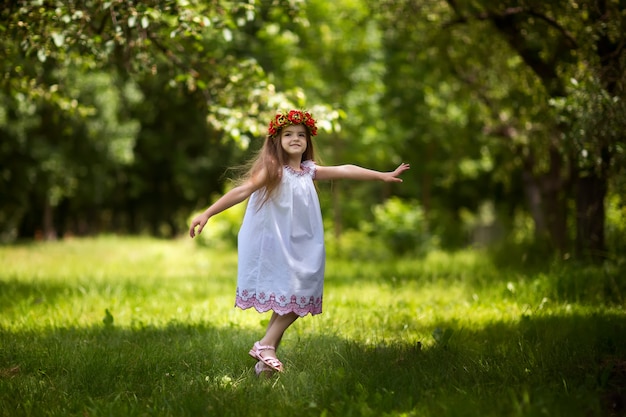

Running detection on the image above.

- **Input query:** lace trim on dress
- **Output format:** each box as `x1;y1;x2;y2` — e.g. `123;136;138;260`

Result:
284;163;312;177
235;291;323;317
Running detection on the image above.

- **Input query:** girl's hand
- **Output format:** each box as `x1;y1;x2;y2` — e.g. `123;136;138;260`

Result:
189;213;209;238
383;163;411;182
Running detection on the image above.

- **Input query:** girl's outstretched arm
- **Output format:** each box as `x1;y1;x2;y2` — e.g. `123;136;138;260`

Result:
189;169;266;238
315;162;410;182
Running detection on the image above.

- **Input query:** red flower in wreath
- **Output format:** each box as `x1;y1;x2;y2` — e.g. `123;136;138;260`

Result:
288;110;303;124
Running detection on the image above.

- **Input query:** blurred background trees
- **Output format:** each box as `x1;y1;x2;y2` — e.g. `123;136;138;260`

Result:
1;0;624;261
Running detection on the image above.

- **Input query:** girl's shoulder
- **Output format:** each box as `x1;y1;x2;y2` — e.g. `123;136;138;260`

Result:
301;160;317;170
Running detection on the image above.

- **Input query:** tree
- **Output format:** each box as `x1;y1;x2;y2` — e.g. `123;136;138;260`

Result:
449;0;626;258
377;0;626;258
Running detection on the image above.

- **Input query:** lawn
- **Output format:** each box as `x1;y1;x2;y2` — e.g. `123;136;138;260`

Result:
0;236;624;417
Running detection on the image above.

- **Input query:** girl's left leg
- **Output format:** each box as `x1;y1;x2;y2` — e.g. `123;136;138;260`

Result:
260;311;298;350
265;312;289;350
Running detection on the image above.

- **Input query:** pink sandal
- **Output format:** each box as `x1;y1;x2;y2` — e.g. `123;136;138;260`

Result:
249;341;283;372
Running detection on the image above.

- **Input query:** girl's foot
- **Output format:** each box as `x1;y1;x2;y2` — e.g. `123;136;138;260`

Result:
248;341;283;372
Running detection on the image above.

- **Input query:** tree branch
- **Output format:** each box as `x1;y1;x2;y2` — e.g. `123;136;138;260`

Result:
444;5;578;50
523;9;578;49
444;3;571;96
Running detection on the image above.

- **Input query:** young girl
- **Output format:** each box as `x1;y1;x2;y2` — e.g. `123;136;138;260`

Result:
189;110;409;375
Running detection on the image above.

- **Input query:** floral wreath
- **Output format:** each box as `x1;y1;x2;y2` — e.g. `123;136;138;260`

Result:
268;110;318;137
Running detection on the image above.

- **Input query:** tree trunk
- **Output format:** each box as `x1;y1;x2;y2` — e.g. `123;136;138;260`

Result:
520;145;569;252
421;141;434;233
521;167;547;240
542;145;568;253
42;198;57;240
575;146;610;260
575;174;607;259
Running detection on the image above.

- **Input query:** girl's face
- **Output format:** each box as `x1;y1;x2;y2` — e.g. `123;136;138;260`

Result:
280;124;308;158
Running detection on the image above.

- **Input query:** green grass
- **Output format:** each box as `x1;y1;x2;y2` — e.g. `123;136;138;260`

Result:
1;236;625;417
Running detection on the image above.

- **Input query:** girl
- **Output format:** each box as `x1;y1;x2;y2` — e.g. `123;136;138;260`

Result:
189;110;409;375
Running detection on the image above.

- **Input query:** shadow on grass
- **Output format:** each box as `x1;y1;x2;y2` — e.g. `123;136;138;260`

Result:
300;311;626;417
1;311;625;417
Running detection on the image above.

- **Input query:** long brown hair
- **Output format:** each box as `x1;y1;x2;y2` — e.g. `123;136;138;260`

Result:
244;126;316;207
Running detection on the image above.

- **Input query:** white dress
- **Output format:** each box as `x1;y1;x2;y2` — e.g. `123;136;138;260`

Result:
235;160;325;316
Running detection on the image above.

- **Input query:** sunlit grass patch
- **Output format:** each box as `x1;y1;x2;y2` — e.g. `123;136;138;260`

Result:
0;236;241;329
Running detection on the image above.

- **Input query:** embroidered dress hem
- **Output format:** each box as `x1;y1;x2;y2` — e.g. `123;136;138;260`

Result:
235;293;322;317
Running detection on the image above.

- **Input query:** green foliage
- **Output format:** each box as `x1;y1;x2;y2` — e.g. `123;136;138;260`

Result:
0;238;625;417
606;193;626;256
326;198;437;259
368;197;435;255
377;0;625;258
0;0;284;239
0;65;143;237
325;228;393;261
550;75;626;174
